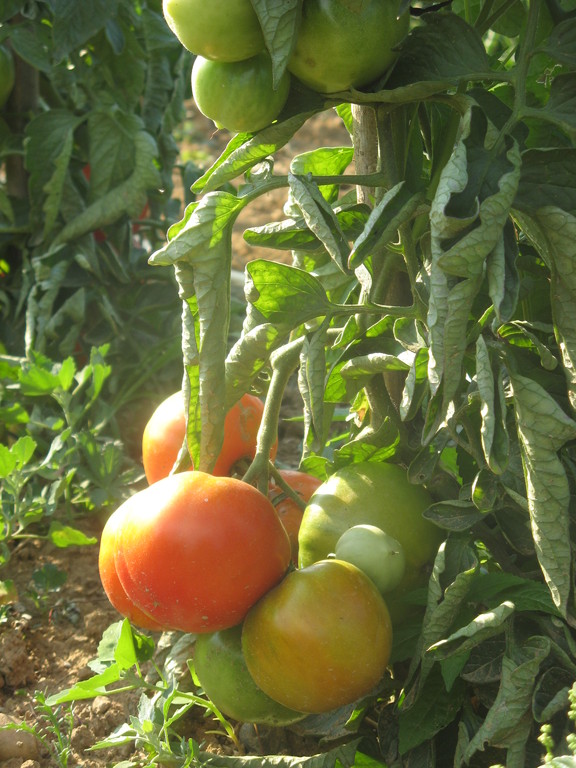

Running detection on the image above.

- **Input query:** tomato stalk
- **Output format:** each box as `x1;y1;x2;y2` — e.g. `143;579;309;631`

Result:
243;336;304;494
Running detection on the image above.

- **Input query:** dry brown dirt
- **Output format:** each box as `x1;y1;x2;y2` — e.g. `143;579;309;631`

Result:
0;107;353;767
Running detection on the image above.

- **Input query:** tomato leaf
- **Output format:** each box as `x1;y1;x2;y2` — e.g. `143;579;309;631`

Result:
192;110;321;194
514;149;576;215
245;260;332;325
463;637;552;765
475;335;510;474
150;192;245;472
507;369;576;615
289;173;351;273
250;0;300;87
398;665;467;754
53;131;161;245
390;12;491;87
348;182;423;270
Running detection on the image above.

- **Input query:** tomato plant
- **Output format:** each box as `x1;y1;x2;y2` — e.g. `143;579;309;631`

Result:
194;624;306;725
110;471;291;633
242;558;393;714
288;0;410;93
142;391;276;482
162;0;265;61
191;52;291;134
269;468;322;563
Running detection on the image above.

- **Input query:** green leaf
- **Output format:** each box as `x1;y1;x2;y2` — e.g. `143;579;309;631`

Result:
348;182;423;270
290;146;355;203
251;0;300;87
429;601;515;660
245;260;332;326
151;192;245;472
426;106;521;439
53;131;161;245
508;369;576;614
464;636;551;763
390;12;491;88
537;17;576;68
398;665;467;754
513;208;576;411
476;335;510;474
51;0;119;61
423;499;485;531
524;74;576;142
48;522;98;549
514;149;576;216
45;663;124;705
193;110;324;193
197;740;361;768
289;173;351;273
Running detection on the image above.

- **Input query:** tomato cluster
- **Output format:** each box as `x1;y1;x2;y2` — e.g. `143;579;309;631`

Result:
163;0;290;133
99;386;441;721
162;0;409;133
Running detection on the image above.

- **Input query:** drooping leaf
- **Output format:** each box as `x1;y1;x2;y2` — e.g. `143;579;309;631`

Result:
464;636;551;764
507;369;576;614
251;0;300;87
150;192;245;472
475;334;510;474
289;173;351;273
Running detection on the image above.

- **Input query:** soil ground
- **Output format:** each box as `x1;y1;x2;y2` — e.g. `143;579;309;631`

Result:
0;106;352;767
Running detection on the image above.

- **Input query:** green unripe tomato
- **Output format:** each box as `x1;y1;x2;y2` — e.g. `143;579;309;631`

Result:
0;45;15;109
298;461;442;622
335;524;406;595
288;0;410;93
194;624;306;726
191;52;291;134
162;0;264;62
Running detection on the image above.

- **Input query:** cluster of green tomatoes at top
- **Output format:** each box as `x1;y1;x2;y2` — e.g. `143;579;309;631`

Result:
98;390;443;725
162;0;410;134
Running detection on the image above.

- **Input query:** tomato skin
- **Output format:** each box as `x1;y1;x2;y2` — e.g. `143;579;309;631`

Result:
114;471;291;633
288;0;410;93
99;503;166;631
163;0;264;62
191;52;291;134
335;524;407;595
269;469;322;564
194;624;306;725
242;559;392;714
142;391;186;484
142;391;276;483
298;461;441;620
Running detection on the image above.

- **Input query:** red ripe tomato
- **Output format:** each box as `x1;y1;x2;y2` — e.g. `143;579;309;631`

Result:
142;391;277;483
99;503;166;631
112;471;291;633
242;558;392;714
269;469;322;563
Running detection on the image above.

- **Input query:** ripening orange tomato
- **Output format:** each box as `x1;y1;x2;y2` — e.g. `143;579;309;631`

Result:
110;471;291;633
141;391;277;483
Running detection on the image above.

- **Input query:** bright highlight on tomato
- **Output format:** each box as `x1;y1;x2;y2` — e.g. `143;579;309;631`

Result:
142;391;276;483
101;471;291;633
194;625;306;725
191;52;291;134
242;558;393;714
287;0;410;93
162;0;265;62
